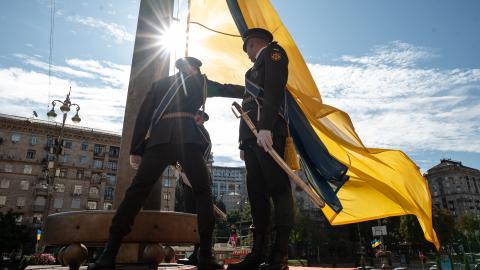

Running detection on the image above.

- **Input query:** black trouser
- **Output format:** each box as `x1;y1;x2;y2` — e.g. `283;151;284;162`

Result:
110;143;215;254
180;180;196;214
243;137;294;254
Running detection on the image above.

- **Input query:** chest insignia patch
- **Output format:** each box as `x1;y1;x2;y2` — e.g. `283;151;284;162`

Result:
271;51;282;61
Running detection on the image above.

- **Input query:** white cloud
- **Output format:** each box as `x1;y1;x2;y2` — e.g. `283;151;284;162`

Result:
14;54;95;79
309;42;480;153
340;41;437;68
203;97;244;166
66;15;134;43
65;58;130;88
0;55;130;133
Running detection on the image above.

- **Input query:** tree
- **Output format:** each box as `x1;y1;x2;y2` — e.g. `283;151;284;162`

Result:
432;207;456;248
0;209;31;254
399;215;426;248
456;213;480;252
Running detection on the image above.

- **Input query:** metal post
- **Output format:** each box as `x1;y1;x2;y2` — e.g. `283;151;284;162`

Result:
357;223;366;269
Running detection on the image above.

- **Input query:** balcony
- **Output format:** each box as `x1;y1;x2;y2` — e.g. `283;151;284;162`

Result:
35;184;49;196
94;151;106;158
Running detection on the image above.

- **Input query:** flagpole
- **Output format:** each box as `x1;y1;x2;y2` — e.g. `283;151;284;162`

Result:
184;0;191;56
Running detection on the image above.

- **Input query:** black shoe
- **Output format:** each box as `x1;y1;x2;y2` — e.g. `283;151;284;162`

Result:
87;256;115;270
227;253;264;270
87;234;122;270
197;253;224;270
258;255;288;270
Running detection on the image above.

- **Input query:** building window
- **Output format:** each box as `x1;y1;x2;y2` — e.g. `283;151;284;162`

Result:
55;183;65;192
79;155;87;165
0;196;6;206
89;187;99;196
109;146;120;158
61;154;71;163
30;135;38;145
1;179;10;189
23;165;32;174
53;198;63;209
91;174;101;184
26;149;36;160
94;144;106;155
87;201;97;210
106;174;116;186
16;197;26;207
71;198;81;209
164;178;172;188
104;202;113;210
63;140;73;149
104;187;114;200
20;180;29;190
73;185;83;195
106;161;117;171
58;168;68;178
76;169;84;180
163;192;171;200
11;133;21;143
47;137;54;147
93;159;103;169
34;196;46;206
81;143;88;151
4;164;13;173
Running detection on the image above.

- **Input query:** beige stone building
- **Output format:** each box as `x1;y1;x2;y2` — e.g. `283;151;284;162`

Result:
0;113;122;227
425;159;480;217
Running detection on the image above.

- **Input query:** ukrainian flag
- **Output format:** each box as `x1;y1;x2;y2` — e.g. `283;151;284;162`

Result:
185;0;440;249
371;239;382;248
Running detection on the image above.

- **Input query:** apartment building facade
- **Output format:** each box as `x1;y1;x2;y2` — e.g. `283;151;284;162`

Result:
0;114;121;227
425;159;480;217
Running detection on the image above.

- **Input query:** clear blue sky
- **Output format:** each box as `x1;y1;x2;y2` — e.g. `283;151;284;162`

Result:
0;0;479;171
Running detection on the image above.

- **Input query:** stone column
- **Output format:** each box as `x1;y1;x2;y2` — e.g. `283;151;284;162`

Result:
114;0;174;263
115;0;174;208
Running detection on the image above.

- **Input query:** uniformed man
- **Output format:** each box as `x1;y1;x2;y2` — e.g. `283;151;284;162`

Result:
88;57;242;270
227;28;294;270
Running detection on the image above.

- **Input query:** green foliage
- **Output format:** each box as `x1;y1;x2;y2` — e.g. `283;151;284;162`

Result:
0;209;31;253
432;207;457;247
399;215;425;246
457;214;480;241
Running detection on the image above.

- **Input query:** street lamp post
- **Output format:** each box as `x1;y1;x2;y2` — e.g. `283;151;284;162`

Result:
42;87;81;232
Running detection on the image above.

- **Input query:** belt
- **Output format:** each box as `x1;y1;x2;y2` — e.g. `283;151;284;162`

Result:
161;112;196;119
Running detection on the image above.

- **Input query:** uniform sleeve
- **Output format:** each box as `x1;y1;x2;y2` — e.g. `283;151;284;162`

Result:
206;79;244;99
258;45;289;131
130;86;156;156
